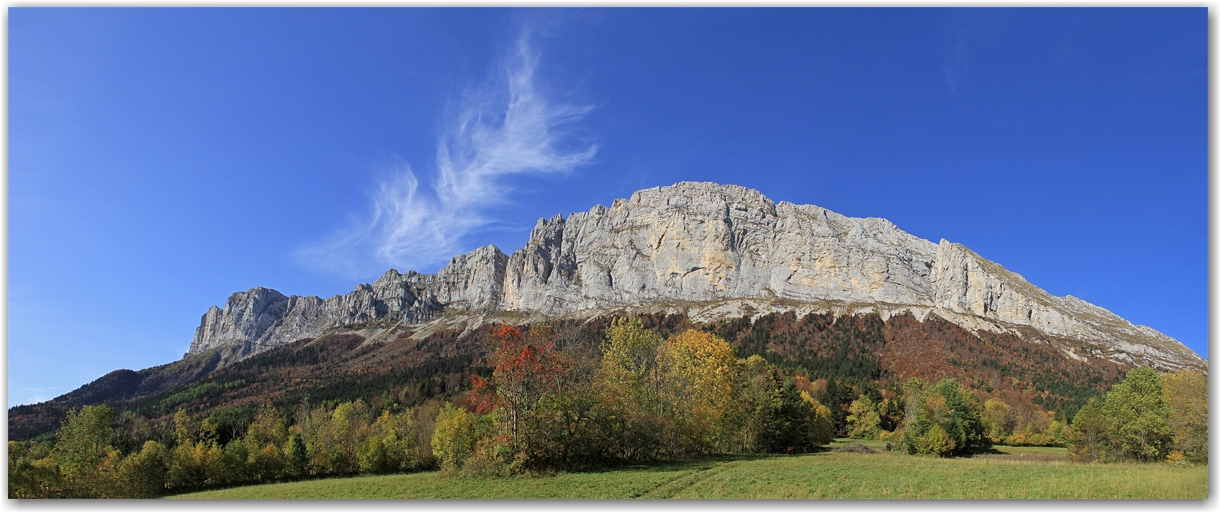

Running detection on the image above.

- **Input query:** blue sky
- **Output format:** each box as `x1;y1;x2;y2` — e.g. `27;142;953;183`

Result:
9;8;1207;406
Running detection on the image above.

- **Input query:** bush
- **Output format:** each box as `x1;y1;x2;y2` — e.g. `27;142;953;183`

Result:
914;424;954;456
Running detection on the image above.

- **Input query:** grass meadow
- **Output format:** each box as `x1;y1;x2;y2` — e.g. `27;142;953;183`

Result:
171;440;1207;499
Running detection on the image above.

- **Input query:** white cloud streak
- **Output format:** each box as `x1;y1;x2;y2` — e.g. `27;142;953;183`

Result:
298;34;597;278
944;27;969;93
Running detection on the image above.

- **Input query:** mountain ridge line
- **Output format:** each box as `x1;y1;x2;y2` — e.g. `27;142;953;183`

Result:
187;181;1203;372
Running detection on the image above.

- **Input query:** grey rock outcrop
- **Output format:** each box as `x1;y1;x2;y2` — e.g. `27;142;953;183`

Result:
188;182;1205;372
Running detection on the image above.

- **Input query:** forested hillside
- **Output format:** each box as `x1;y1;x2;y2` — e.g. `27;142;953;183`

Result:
10;311;1127;444
8;312;1208;498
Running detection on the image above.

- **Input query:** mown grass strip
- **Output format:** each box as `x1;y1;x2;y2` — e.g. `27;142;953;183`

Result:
170;446;1207;500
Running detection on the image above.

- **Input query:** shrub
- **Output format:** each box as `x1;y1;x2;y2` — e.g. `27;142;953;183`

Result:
915;424;954;456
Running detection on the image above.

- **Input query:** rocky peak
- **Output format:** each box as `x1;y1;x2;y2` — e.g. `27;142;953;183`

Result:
187;182;1205;372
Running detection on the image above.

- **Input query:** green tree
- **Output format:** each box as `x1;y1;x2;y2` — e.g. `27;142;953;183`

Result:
877;396;903;433
532;373;605;468
597;318;664;461
602;317;661;381
53;405;118;497
215;438;251;486
246;405;288;448
113;409;152;455
916;424;954;456
768;379;812;451
165;439;209;493
301;400;370;475
283;433;308;479
822;379;852;436
1101;366;1171;462
901;379;988;456
739;355;782;453
357;409;419;474
9;441;63;498
800;392;835;446
247;441;287;482
172;408;219;449
1068;397;1108;462
1045;416;1068;448
54;405;116;473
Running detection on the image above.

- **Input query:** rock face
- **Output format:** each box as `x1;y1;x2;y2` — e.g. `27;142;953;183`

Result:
189;182;1205;372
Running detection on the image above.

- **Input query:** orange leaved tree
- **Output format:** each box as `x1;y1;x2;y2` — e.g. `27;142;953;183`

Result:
472;324;568;457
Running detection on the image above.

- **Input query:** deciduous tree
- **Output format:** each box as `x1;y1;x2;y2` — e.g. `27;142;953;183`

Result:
901;379;987;456
477;324;567;454
53;405;119;497
656;329;743;454
800;392;835;446
847;395;882;440
431;404;492;473
597;318;664;460
1163;369;1207;462
1101;366;1171;462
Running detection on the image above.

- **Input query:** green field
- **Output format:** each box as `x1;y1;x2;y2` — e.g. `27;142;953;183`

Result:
171;440;1207;499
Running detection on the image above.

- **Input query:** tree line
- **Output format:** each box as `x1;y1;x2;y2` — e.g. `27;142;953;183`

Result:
8;319;1208;498
8;399;442;498
430;321;837;474
839;381;1071;452
1068;366;1206;463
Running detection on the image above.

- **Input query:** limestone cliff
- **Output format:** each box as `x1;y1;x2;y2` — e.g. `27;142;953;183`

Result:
188;182;1205;372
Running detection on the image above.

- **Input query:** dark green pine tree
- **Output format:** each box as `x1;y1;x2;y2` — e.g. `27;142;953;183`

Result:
822;379;852;436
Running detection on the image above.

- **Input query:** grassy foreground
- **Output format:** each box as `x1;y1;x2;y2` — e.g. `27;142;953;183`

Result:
171;441;1207;499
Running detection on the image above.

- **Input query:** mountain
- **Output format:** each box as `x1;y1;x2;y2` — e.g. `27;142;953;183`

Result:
190;182;1203;373
11;181;1204;442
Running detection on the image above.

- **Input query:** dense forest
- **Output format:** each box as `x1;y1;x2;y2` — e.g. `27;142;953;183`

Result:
9;311;1130;444
8;312;1208;498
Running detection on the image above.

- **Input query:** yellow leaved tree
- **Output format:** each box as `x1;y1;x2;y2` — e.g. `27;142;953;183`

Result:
656;329;743;455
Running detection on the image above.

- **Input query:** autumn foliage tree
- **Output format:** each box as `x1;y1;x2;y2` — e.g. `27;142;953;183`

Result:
846;395;882;440
1163;370;1207;463
22;317;1198;496
466;324;580;471
597;318;664;460
655;329;743;454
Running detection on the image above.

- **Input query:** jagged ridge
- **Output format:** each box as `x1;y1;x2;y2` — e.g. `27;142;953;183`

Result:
189;182;1205;372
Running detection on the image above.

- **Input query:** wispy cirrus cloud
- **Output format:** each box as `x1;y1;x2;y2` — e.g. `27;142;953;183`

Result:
943;26;969;93
297;33;597;278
